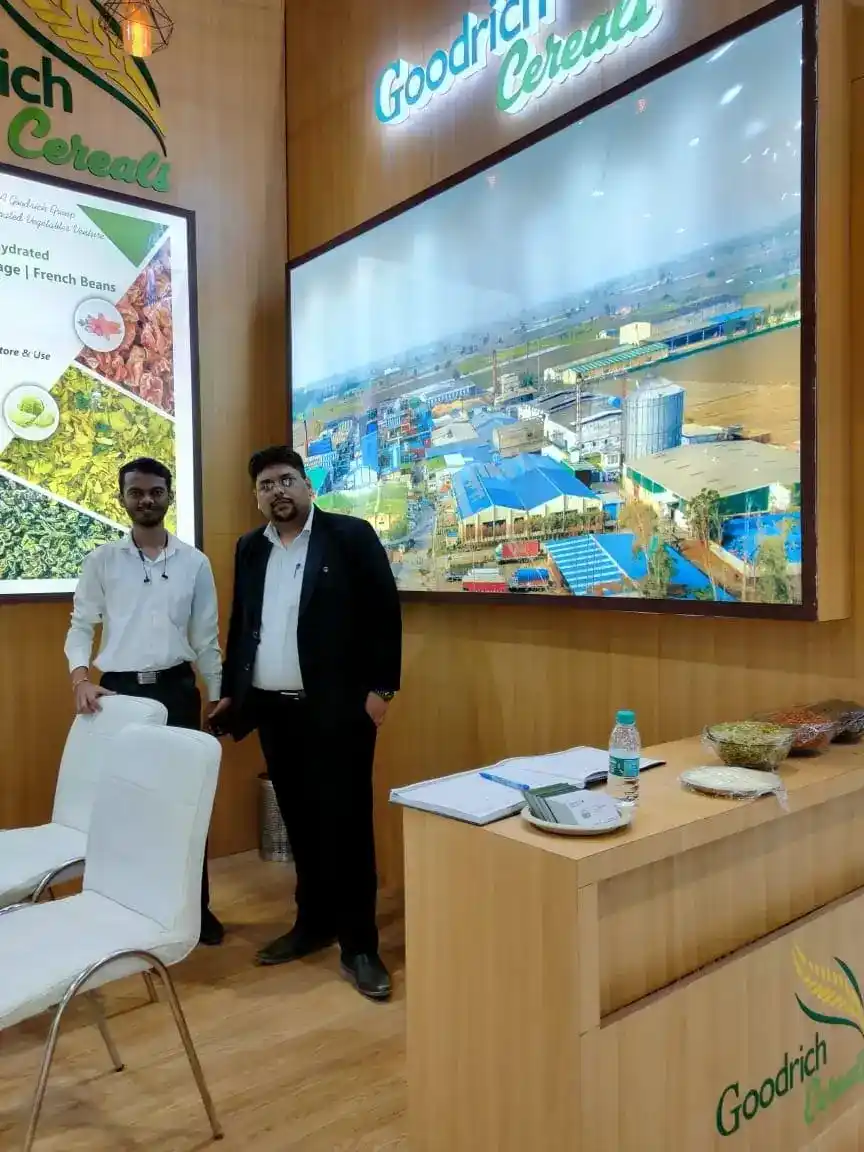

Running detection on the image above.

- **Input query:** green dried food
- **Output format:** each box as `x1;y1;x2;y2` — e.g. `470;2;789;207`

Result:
9;406;36;427
18;396;44;416
0;476;122;580
703;720;795;770
0;366;176;531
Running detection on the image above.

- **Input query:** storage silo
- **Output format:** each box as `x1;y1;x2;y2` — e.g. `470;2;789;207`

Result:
623;380;685;461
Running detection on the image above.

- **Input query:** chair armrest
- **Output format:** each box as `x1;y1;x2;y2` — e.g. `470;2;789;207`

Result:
0;901;34;917
31;858;86;903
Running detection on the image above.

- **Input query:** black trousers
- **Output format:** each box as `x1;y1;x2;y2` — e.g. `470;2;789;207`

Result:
99;666;213;914
255;691;379;958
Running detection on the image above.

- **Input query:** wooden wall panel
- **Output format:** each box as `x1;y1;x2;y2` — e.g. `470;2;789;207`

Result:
0;0;287;856
287;0;862;888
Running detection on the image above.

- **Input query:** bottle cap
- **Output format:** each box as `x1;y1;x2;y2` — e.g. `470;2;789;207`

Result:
616;710;636;725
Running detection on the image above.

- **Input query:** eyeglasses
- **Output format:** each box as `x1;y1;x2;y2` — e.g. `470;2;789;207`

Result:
257;474;299;495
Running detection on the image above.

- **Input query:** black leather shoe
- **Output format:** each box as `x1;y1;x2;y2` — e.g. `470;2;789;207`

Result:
256;927;335;966
340;953;392;1001
199;909;225;947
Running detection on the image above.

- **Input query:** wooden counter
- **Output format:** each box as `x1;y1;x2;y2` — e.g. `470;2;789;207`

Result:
403;738;864;1151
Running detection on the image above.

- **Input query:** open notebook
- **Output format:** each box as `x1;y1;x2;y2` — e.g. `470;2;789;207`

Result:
390;746;665;826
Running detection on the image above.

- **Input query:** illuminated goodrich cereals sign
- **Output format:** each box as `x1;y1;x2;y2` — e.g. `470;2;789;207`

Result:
374;0;663;125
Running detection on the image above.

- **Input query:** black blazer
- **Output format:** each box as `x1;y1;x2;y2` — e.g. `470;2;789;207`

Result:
221;509;402;739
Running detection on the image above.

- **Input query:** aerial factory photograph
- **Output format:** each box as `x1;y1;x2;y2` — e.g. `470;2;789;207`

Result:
289;8;804;605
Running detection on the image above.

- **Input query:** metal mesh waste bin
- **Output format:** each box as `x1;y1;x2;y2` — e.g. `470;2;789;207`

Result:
258;773;292;862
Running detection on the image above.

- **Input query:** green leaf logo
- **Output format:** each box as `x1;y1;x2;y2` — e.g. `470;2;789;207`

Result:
794;945;864;1039
0;0;166;154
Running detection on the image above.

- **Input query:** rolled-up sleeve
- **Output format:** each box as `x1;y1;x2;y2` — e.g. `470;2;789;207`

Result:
64;551;104;673
190;556;222;702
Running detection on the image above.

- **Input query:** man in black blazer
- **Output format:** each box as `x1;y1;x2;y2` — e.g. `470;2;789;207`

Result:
210;446;402;1000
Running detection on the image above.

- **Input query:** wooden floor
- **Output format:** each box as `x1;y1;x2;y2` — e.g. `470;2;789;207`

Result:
0;854;408;1151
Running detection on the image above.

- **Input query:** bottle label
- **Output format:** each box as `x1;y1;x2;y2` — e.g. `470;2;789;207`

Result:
609;755;639;780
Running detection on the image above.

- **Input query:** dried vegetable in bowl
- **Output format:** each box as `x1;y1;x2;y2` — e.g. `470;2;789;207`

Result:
809;699;864;742
703;721;795;770
754;705;837;754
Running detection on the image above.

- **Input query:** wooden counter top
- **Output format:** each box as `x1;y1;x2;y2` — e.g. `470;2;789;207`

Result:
489;737;864;885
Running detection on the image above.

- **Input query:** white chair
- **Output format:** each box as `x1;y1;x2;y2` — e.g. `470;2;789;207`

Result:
0;723;223;1150
0;695;168;907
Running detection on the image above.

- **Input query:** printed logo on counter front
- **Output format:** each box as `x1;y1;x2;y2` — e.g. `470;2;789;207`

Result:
0;0;170;191
714;947;864;1137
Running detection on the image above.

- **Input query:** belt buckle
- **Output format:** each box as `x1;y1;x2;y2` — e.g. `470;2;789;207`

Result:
137;671;158;686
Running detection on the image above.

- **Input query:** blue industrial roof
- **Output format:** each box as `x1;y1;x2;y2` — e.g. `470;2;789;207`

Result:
721;513;801;565
471;411;517;443
451;455;599;519
545;533;736;600
708;307;764;325
425;442;496;465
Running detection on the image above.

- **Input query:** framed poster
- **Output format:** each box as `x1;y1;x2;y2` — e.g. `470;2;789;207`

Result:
288;0;815;616
0;161;200;597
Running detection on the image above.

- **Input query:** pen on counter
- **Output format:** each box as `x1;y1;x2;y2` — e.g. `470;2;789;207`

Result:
480;771;530;792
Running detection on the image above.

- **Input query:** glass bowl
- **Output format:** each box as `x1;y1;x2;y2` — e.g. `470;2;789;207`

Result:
702;721;795;771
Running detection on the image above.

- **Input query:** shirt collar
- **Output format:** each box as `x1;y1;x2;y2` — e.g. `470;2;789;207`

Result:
264;503;314;548
123;531;177;559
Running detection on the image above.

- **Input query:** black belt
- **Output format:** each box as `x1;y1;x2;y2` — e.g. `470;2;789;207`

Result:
103;662;193;687
254;687;306;702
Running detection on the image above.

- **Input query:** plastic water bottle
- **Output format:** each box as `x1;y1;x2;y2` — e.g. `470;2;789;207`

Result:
607;710;641;809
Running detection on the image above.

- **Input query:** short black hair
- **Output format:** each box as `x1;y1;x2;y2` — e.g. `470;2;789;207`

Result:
119;457;173;492
248;446;307;482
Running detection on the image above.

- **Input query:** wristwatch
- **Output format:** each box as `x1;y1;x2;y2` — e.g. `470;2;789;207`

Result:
373;690;396;703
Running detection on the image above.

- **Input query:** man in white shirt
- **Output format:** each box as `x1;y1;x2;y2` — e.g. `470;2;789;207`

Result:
64;456;225;946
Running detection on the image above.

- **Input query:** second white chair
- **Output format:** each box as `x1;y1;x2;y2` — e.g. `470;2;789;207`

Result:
0;695;168;908
0;723;224;1150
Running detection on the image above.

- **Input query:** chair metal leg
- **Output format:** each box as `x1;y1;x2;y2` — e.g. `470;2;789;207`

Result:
22;992;75;1152
89;992;124;1072
149;958;223;1141
21;947;222;1148
142;971;159;1003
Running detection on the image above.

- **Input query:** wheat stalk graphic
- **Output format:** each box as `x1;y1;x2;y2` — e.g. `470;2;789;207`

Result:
793;945;864;1038
0;0;166;152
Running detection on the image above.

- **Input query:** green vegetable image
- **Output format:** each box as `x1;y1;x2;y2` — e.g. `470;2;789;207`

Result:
7;393;53;431
10;406;36;427
1;367;176;530
0;476;122;580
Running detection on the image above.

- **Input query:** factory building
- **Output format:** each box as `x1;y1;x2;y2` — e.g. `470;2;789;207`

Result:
619;321;652;346
452;455;602;542
624;441;801;521
493;420;545;457
623;380;685;461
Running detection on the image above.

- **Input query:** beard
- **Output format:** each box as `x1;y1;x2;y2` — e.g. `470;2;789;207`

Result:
271;500;298;521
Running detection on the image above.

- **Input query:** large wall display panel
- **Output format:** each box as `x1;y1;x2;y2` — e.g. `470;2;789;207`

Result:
0;162;198;597
289;2;813;617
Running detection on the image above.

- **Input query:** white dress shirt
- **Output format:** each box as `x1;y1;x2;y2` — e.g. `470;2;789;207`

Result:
64;535;222;702
252;506;314;692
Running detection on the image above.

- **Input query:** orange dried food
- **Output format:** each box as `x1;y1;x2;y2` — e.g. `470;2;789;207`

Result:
755;705;838;754
76;241;175;416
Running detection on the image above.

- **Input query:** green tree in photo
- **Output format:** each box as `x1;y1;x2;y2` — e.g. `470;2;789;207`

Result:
641;537;674;599
687;487;722;600
755;534;792;603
